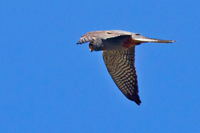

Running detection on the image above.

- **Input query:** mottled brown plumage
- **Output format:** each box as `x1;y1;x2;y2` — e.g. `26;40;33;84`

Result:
77;30;175;105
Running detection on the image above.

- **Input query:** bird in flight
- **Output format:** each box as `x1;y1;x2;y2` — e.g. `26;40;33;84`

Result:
77;30;175;105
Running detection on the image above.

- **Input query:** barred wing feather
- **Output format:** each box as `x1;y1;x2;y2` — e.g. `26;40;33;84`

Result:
103;47;141;105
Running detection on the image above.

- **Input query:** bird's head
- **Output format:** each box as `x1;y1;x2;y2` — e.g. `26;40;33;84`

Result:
89;43;94;52
88;38;104;52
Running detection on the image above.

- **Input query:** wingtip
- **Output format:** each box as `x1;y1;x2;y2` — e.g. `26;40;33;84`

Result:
135;100;142;106
76;41;81;44
127;95;141;106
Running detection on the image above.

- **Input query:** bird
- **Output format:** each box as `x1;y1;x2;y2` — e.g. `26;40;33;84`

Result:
77;30;175;105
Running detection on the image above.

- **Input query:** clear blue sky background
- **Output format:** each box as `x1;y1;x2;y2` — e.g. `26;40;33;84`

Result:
0;0;199;132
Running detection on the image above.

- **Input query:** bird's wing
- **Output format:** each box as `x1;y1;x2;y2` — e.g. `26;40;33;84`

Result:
102;47;141;105
77;30;132;44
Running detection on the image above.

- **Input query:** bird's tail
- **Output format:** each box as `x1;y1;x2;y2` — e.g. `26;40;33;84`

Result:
134;36;175;43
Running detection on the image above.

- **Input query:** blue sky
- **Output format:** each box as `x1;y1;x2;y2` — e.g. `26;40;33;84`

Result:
0;0;199;132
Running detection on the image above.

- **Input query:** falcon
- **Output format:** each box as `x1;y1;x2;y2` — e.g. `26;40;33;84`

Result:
77;30;175;105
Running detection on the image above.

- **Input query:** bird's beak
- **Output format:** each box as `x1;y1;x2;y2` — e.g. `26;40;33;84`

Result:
89;43;93;52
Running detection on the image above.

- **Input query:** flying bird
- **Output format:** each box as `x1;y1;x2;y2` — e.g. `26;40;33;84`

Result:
77;30;175;105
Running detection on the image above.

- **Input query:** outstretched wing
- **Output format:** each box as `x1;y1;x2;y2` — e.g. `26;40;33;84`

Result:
77;34;95;44
103;47;141;105
77;30;132;44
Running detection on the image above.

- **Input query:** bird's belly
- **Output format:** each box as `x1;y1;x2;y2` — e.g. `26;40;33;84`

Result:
103;42;127;50
101;36;138;50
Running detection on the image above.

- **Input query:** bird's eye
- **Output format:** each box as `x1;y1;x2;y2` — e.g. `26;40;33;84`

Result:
89;43;93;46
89;43;93;52
107;32;112;34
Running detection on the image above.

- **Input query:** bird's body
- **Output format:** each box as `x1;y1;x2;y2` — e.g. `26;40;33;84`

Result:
77;30;175;105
